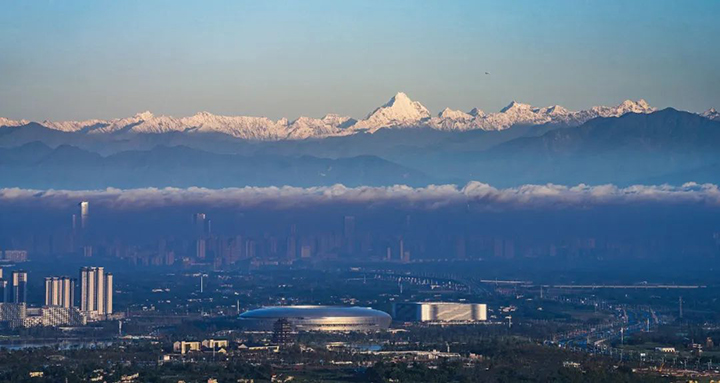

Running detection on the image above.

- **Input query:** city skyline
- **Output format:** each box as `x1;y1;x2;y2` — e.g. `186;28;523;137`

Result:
0;2;719;380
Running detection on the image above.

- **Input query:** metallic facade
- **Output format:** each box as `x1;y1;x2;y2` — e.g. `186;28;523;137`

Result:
79;201;89;229
239;306;391;332
393;302;488;322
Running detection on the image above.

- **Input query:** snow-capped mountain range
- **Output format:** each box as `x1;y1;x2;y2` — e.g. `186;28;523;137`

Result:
1;92;716;141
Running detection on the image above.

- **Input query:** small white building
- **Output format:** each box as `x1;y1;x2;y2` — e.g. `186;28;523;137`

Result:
173;341;201;354
393;302;487;322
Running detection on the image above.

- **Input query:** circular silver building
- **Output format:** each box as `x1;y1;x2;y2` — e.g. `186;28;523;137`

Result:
239;305;392;332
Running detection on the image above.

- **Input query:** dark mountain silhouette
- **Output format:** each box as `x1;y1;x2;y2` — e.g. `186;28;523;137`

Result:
1;109;719;188
0;143;435;189
452;109;720;186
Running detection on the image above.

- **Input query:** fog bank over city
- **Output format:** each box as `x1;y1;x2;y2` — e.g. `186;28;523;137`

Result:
2;182;720;210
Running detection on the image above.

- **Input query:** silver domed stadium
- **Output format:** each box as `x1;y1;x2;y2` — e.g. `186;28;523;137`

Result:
239;305;392;332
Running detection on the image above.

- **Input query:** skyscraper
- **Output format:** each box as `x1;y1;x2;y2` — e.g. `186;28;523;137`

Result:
343;216;356;255
44;277;75;308
45;277;55;306
80;267;94;312
196;239;206;259
343;216;355;239
12;270;27;304
0;280;9;303
105;273;113;315
79;201;89;229
80;267;113;316
192;213;210;236
96;267;105;314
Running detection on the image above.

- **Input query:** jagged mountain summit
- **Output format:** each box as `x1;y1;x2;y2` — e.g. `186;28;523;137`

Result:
429;99;656;132
702;108;720;121
350;92;432;133
2;92;710;141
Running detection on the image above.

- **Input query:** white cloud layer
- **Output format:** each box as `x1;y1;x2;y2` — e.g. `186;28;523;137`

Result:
0;182;719;210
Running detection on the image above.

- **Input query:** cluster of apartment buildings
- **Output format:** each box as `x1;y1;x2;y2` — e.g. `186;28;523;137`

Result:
0;249;28;263
172;339;230;354
0;266;113;328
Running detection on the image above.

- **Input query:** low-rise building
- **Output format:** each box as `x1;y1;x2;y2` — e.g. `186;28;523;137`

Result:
173;341;201;354
24;306;87;327
202;339;229;349
0;303;27;328
393;302;487;322
362;350;462;362
3;250;28;263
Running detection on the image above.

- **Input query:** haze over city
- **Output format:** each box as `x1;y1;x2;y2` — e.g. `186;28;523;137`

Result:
1;1;720;382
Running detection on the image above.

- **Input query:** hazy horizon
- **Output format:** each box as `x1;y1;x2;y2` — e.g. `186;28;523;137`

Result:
1;0;719;121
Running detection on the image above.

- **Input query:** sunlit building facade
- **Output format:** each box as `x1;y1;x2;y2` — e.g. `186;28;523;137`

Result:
393;302;487;322
44;277;75;308
239;306;391;332
80;267;113;317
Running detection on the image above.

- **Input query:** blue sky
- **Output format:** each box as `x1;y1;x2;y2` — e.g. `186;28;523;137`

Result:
1;0;718;121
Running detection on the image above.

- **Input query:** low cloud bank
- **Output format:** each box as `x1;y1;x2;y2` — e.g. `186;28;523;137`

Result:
0;182;719;210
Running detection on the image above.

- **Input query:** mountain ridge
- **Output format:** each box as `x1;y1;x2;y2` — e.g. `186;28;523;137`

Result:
1;93;693;141
0;142;437;189
1;109;719;189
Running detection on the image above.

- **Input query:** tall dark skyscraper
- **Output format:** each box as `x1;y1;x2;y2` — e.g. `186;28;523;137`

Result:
0;280;9;303
343;216;356;255
193;213;211;261
193;213;211;236
343;216;356;239
12;270;27;304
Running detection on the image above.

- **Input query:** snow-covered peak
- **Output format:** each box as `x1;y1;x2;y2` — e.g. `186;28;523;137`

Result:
438;107;472;120
701;108;720;121
500;101;534;113
469;108;485;117
286;114;355;140
0;93;675;139
428;98;659;132
182;113;284;139
353;92;431;132
321;113;354;127
134;111;155;120
379;92;407;107
193;111;215;118
617;99;653;114
42;119;107;132
376;92;430;119
538;105;570;116
0;117;30;127
586;99;656;119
